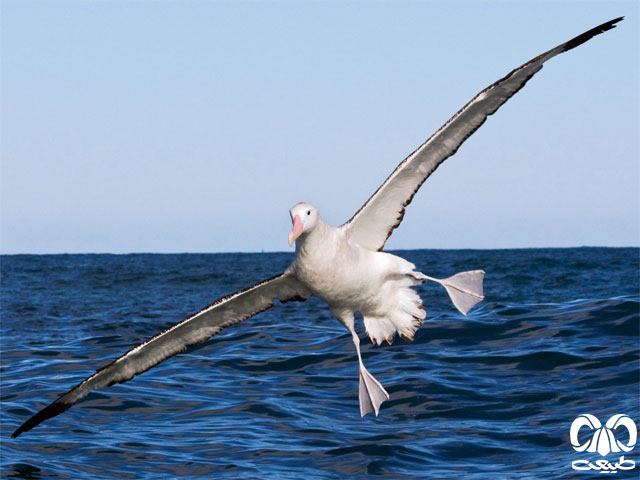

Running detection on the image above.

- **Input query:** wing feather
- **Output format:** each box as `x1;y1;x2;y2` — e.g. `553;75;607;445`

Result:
344;17;623;251
12;272;309;438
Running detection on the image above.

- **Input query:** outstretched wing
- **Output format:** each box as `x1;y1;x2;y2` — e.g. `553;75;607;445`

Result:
12;272;310;438
344;17;623;252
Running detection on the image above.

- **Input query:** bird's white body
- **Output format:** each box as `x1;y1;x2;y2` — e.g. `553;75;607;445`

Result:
289;207;426;345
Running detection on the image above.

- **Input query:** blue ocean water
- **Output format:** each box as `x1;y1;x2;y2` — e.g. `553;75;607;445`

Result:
1;248;638;479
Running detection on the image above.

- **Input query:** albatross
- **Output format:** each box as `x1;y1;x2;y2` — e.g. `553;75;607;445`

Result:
12;17;622;438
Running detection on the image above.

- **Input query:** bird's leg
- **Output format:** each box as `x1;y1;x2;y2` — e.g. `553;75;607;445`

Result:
334;310;390;416
349;326;390;417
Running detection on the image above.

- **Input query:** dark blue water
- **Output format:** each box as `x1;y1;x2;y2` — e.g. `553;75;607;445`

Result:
1;248;638;479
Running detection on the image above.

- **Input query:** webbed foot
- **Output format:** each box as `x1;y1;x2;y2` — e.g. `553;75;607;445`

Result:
358;363;389;416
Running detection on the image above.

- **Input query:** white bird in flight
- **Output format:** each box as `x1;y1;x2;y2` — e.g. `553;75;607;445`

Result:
13;17;622;438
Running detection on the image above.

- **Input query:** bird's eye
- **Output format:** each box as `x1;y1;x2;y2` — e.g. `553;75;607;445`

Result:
307;210;311;215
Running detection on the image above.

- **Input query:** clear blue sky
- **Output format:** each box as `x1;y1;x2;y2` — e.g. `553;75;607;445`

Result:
1;1;638;254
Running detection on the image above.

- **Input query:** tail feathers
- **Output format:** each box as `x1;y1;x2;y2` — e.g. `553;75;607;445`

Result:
364;316;396;345
364;287;425;345
437;270;485;315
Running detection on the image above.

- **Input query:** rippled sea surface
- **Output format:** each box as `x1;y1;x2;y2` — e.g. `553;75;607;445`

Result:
1;248;639;479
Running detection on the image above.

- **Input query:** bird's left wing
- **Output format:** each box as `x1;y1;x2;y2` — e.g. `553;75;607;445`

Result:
12;271;310;438
344;18;622;252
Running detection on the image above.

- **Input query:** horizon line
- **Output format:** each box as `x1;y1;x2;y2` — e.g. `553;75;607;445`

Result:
2;245;639;256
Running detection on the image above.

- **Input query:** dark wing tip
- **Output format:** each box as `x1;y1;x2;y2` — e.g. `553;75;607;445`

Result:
562;17;623;53
12;400;73;438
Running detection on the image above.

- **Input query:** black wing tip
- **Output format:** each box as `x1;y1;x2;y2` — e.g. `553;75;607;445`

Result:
11;401;73;438
562;17;624;53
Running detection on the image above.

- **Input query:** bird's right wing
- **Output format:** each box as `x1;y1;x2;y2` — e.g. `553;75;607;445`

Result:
343;17;623;252
12;271;310;438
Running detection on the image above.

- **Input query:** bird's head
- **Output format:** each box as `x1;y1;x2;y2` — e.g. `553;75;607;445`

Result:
288;202;319;246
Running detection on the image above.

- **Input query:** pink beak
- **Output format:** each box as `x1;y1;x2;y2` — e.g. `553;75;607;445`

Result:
288;215;303;246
